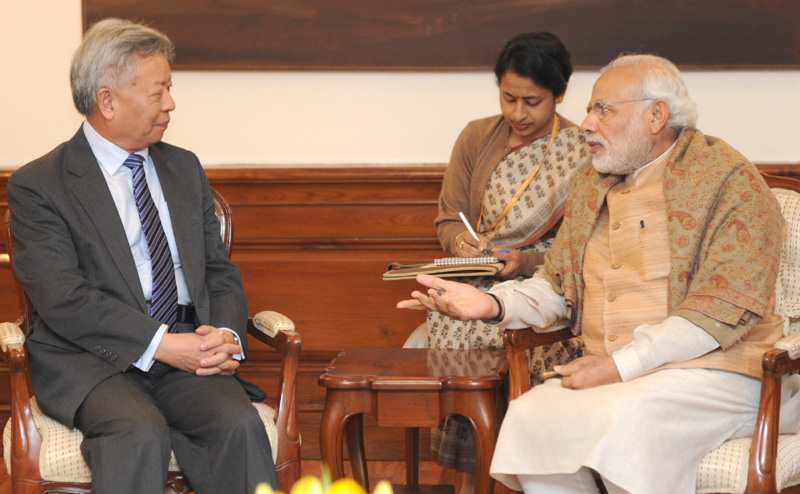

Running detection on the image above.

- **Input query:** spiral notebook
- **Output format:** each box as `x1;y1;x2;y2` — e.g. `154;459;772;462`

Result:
383;256;505;280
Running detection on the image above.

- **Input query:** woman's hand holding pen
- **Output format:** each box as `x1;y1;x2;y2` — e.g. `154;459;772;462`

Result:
455;229;490;257
491;246;525;280
457;211;490;257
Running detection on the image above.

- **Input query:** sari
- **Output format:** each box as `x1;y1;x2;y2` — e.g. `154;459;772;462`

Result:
428;124;591;471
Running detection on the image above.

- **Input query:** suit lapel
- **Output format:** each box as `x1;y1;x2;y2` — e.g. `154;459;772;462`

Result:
66;130;148;311
150;146;198;299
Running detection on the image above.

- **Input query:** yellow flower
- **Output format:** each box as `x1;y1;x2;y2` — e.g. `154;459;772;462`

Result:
255;483;281;494
327;478;367;494
290;476;325;494
372;480;394;494
261;463;393;494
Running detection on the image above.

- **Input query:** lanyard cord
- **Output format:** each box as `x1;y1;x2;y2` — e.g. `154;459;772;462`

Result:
479;114;560;235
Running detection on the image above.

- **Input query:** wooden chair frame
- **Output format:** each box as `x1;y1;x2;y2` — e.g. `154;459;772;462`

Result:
502;171;800;494
0;188;302;493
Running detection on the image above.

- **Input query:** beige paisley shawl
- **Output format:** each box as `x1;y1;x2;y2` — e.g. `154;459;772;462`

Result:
541;129;784;348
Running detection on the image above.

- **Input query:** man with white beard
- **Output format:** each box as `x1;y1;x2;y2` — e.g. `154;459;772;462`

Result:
398;53;800;494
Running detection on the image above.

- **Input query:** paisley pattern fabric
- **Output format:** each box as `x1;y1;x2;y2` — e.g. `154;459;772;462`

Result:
542;129;784;348
428;126;588;472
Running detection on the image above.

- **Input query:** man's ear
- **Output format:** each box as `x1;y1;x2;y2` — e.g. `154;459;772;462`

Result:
95;88;114;120
649;99;670;134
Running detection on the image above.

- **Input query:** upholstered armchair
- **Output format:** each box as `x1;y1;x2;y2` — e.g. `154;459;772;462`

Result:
0;189;302;493
502;172;800;494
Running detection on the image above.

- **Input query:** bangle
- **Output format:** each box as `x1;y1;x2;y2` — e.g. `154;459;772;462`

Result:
487;293;505;322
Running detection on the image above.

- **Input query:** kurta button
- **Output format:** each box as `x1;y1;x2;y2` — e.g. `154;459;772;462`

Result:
611;222;621;230
93;345;101;352
607;293;616;302
607;334;618;341
611;261;621;269
110;354;118;361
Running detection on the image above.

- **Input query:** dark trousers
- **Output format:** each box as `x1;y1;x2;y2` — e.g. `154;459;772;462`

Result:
74;360;277;494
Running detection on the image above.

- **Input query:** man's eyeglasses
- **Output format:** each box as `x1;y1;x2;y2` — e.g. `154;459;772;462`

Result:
586;98;654;120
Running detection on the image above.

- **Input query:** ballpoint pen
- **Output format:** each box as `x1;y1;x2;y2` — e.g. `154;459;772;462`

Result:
541;371;559;381
458;211;490;256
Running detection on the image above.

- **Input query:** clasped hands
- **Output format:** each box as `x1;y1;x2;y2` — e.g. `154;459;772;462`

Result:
455;229;525;280
155;325;242;376
397;273;621;389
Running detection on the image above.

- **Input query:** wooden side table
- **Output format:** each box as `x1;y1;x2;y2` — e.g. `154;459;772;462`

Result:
318;348;508;494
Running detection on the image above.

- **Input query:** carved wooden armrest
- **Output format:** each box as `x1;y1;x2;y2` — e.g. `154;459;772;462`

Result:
773;332;800;360
728;331;800;493
0;321;43;482
246;311;302;477
502;323;574;400
252;311;295;338
248;310;300;360
0;321;25;352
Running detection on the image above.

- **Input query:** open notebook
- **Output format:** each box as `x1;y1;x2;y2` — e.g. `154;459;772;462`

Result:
383;256;505;280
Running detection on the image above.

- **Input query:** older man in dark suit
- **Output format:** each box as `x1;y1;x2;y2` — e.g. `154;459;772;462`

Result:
7;18;277;494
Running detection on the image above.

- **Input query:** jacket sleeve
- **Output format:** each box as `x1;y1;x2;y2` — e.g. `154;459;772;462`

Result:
435;121;483;256
8;169;160;371
194;165;249;356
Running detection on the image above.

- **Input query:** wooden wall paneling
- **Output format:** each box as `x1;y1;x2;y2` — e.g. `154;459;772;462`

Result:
83;0;800;70
0;164;798;472
209;166;445;360
759;164;800;179
239;257;432;355
210;167;447;471
207;166;450;470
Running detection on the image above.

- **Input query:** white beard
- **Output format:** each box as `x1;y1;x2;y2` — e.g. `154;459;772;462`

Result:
589;127;654;175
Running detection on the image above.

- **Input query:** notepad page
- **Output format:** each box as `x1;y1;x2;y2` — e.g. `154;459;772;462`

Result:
434;256;500;266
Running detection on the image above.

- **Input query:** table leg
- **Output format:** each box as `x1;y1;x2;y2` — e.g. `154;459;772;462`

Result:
321;389;372;484
405;427;419;487
345;413;369;491
460;392;498;494
320;391;349;480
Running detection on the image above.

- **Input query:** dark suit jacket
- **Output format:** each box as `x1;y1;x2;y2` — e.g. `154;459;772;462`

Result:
7;128;262;428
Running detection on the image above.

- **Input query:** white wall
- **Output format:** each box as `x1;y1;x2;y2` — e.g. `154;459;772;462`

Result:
2;0;799;168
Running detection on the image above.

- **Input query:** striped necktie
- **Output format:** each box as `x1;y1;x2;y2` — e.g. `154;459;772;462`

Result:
123;154;179;332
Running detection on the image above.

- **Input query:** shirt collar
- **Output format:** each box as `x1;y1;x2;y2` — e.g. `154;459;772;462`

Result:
632;138;678;180
82;121;151;175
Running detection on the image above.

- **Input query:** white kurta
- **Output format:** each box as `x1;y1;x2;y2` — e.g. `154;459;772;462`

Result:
491;368;800;493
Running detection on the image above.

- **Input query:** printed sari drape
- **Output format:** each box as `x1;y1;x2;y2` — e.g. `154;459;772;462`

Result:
428;126;590;471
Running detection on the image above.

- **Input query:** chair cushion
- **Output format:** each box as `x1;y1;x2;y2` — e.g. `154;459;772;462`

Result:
773;188;800;336
3;397;278;483
696;434;800;493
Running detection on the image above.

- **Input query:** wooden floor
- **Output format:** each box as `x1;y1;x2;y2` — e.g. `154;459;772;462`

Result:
0;459;465;493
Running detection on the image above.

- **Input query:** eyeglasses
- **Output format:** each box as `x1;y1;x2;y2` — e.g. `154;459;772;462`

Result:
586;98;654;120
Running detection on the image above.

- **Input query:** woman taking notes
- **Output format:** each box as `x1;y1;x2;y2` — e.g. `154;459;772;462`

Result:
417;32;591;493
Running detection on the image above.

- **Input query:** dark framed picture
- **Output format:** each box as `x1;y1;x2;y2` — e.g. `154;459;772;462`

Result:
84;0;800;71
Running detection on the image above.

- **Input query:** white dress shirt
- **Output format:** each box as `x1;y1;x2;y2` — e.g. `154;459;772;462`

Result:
82;121;242;370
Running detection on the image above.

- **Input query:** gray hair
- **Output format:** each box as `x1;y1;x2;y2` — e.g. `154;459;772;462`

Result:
71;18;175;116
602;54;697;132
